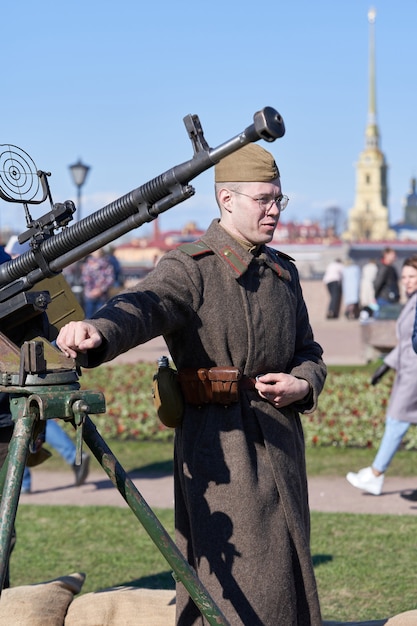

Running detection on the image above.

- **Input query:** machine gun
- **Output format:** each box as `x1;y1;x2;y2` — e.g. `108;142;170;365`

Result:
0;106;284;335
0;107;285;623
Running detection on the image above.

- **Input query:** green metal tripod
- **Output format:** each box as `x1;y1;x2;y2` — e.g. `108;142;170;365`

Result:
0;336;229;625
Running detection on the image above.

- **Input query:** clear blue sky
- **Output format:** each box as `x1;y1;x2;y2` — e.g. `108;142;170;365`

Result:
1;0;416;240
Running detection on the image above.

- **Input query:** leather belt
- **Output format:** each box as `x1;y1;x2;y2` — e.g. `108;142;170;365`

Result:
178;367;257;405
240;376;257;390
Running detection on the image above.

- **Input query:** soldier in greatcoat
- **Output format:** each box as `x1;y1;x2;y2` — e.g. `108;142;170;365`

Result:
57;143;327;625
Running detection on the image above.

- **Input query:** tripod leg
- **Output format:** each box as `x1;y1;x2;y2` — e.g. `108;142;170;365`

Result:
82;415;230;626
0;412;34;592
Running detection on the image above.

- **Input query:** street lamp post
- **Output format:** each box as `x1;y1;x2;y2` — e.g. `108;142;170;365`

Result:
69;159;91;221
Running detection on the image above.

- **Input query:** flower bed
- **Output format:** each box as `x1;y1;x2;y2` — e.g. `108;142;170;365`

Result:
79;363;417;450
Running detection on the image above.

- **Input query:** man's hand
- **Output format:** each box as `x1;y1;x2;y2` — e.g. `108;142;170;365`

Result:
56;321;103;359
255;373;310;408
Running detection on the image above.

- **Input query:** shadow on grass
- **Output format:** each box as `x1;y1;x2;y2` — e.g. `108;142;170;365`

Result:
119;559;333;593
129;459;174;477
118;572;175;590
312;554;333;568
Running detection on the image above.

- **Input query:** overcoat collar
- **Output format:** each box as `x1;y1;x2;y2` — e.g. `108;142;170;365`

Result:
201;220;292;281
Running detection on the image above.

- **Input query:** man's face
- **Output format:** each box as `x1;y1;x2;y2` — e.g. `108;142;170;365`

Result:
218;180;283;245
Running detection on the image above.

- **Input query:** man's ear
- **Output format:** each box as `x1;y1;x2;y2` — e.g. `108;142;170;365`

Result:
218;187;233;213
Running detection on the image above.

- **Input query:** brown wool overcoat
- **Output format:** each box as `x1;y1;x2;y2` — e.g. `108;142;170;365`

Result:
85;219;327;626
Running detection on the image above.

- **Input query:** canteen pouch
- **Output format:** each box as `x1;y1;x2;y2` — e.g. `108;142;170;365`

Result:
152;364;184;428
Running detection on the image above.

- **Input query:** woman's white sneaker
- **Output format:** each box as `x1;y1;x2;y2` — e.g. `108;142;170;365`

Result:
346;466;384;496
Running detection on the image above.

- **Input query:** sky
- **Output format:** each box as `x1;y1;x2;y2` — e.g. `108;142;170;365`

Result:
1;0;416;242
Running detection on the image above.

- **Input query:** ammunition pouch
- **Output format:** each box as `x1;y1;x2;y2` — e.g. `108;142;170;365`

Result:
178;367;244;406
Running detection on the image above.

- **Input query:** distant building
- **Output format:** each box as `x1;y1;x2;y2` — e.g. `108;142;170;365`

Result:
272;220;323;243
391;178;417;240
403;178;417;227
343;8;395;242
114;220;205;284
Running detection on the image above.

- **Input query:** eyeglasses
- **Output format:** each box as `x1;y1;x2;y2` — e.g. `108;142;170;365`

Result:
232;190;289;212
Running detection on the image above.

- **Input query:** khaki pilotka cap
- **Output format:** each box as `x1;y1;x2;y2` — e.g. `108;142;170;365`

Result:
214;143;280;183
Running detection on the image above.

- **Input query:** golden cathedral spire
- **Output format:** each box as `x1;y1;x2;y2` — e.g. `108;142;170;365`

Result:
342;7;394;242
366;7;379;150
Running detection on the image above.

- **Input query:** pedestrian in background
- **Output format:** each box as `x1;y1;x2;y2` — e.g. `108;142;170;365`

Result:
81;249;115;318
412;290;417;354
106;246;124;293
347;255;417;495
21;420;90;494
374;247;400;307
63;261;84;307
342;259;361;320
360;258;378;311
322;258;344;319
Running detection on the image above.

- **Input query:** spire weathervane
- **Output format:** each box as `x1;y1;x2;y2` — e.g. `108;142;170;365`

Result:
368;6;376;23
366;6;378;149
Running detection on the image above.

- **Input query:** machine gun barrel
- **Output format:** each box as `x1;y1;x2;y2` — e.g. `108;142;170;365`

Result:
0;106;284;303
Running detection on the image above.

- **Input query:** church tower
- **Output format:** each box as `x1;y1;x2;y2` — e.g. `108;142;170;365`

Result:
343;8;395;241
403;178;417;226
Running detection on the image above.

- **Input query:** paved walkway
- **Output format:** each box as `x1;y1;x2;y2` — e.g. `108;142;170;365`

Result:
19;280;417;515
19;470;417;516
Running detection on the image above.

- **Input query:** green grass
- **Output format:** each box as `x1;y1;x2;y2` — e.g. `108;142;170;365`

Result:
41;436;175;475
11;502;417;622
13;439;417;622
14;505;175;594
7;360;417;622
306;445;417;477
311;512;417;621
